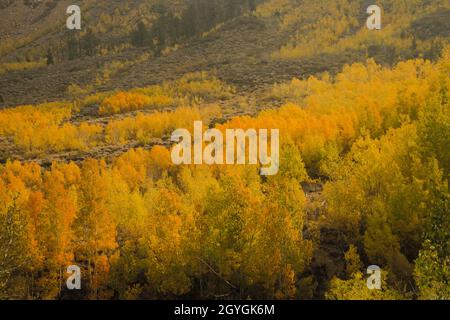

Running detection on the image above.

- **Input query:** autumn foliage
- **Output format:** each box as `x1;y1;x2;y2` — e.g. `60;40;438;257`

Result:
0;52;449;299
98;72;234;115
99;92;174;115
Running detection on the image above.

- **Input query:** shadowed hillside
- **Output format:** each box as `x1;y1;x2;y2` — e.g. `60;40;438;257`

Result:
0;0;448;108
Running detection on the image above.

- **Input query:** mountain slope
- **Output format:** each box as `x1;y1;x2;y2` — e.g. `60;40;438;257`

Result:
0;0;448;108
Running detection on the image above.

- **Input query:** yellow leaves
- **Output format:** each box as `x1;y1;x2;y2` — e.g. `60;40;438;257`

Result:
0;53;447;299
140;177;200;296
271;0;361;59
258;57;446;175
0;162;42;208
256;0;292;18
345;245;362;277
0;61;45;75
112;148;151;191
150;146;172;170
321;121;446;289
0;104;214;155
95;72;233;116
105;107;203;145
172;72;235;101
274;264;297;299
271;0;446;61
0;125;308;299
99;92;174;115
0;102;102;154
3;161;42;188
0;103;72;136
38;163;81;272
75;160;119;297
81;91;113;108
76;123;104;146
0;72;232;156
326;271;404;300
24;122;103;153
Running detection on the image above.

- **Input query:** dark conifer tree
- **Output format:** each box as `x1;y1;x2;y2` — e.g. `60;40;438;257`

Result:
46;48;54;65
131;21;150;47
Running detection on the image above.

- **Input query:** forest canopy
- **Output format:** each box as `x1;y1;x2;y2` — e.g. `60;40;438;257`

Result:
0;49;448;299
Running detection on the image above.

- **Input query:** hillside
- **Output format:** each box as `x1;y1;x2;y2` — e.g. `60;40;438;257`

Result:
0;0;448;164
0;0;448;108
0;0;449;301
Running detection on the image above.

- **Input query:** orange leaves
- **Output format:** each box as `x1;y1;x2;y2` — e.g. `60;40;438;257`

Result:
150;146;172;170
95;72;233;116
1;103;213;155
99;92;174;115
42;164;80;267
0;55;447;299
0;72;231;156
